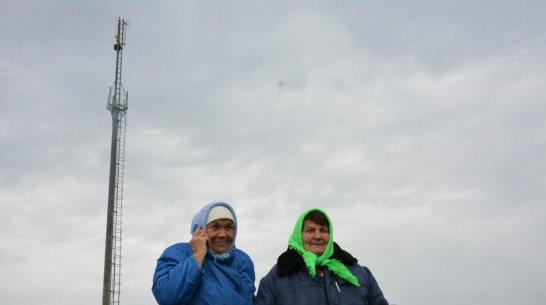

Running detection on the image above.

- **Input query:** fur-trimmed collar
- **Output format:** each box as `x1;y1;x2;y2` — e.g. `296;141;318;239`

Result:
276;242;358;276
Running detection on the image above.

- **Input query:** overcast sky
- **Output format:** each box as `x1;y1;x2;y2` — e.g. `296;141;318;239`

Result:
1;1;545;305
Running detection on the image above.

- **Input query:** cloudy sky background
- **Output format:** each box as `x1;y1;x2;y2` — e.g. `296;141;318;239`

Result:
1;1;545;305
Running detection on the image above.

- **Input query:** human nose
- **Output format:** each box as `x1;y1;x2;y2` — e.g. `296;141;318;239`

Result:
217;229;227;237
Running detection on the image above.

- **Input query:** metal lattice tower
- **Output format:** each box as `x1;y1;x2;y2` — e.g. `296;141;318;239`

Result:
103;17;129;305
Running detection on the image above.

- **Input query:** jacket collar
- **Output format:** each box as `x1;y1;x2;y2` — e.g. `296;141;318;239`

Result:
276;242;358;276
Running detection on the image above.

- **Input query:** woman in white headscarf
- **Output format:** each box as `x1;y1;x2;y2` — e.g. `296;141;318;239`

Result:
152;201;255;305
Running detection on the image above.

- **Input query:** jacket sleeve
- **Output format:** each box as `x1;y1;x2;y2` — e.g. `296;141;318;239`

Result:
362;266;389;305
239;251;257;304
255;268;277;305
152;244;205;305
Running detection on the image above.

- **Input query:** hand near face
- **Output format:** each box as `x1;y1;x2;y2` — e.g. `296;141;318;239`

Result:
189;225;209;268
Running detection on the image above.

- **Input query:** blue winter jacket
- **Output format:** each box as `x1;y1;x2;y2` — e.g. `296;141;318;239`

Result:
255;244;388;305
152;202;256;305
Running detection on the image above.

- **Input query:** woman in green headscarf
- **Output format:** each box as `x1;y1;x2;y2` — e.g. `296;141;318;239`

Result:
255;209;389;305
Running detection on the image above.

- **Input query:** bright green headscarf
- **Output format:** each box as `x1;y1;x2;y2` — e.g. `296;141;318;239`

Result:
288;208;361;286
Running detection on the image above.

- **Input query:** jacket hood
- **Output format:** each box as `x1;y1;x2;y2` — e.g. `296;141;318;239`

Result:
190;201;238;260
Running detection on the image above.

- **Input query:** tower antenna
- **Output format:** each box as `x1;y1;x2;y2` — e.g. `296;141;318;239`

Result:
103;17;129;305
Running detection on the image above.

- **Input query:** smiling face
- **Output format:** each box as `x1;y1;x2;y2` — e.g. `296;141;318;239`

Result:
302;219;330;256
206;219;235;254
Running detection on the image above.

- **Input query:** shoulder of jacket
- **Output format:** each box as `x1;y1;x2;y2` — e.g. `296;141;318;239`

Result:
161;242;191;257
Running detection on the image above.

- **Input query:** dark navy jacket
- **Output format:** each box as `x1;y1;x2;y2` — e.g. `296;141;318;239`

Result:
255;243;388;305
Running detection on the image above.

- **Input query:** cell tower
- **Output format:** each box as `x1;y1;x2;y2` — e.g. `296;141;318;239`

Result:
103;17;129;305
